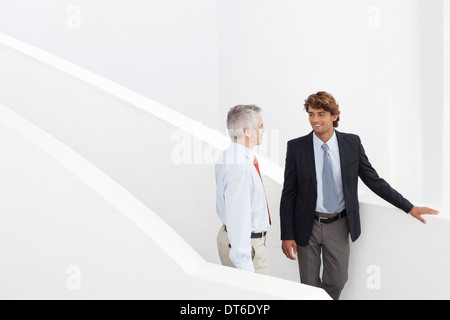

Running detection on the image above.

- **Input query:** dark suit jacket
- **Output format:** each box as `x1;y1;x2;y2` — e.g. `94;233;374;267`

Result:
280;130;414;246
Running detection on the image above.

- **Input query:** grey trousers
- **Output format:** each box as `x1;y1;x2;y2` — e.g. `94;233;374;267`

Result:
297;212;350;300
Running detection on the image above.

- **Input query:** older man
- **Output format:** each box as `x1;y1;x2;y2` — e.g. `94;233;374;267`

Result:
215;105;271;274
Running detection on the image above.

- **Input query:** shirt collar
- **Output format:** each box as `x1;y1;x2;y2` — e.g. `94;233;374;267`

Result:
218;141;254;165
232;142;254;160
313;130;338;151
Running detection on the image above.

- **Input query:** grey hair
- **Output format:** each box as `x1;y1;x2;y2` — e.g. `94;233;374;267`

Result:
226;105;261;140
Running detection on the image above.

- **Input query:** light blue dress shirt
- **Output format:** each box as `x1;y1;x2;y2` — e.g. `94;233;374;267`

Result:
313;130;346;214
215;142;270;272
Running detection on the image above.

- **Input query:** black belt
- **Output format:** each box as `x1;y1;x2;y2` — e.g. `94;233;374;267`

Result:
223;225;267;239
314;209;347;224
251;231;267;239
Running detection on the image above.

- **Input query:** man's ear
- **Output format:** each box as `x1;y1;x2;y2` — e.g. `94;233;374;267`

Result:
243;128;250;137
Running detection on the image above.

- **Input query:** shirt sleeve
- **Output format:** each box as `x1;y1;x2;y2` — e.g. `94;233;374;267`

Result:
224;168;254;272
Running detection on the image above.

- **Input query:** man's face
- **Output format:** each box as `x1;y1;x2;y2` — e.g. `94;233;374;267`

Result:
248;112;265;147
308;107;338;137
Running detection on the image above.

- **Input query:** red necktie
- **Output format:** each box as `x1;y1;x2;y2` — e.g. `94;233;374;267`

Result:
253;156;272;225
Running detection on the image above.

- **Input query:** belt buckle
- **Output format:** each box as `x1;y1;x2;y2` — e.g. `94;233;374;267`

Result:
318;216;327;224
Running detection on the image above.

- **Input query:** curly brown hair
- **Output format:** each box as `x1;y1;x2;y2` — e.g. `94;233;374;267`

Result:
304;91;341;128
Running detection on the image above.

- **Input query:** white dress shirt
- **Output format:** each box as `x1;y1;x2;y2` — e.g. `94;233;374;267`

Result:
215;142;270;272
313;130;346;214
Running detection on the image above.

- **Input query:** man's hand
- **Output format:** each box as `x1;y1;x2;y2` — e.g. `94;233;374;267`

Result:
409;206;439;224
282;240;298;260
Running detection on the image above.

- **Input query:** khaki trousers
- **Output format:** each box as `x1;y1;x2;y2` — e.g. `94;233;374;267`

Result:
217;225;269;275
297;212;350;300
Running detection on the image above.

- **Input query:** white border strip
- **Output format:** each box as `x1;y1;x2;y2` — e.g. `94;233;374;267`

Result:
444;0;450;207
0;32;284;184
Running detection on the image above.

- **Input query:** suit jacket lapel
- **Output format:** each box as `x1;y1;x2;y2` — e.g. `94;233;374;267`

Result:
335;130;348;190
305;131;317;192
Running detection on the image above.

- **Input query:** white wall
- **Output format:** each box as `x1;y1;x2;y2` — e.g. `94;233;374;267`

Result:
0;34;448;299
0;0;445;205
217;0;444;205
343;194;449;300
0;0;221;128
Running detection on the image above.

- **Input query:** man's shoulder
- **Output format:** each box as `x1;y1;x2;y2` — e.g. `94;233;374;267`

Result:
216;143;253;165
287;130;362;147
335;130;361;143
287;132;313;146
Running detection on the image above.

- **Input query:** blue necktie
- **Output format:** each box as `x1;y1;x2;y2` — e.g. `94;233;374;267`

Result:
322;143;339;214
